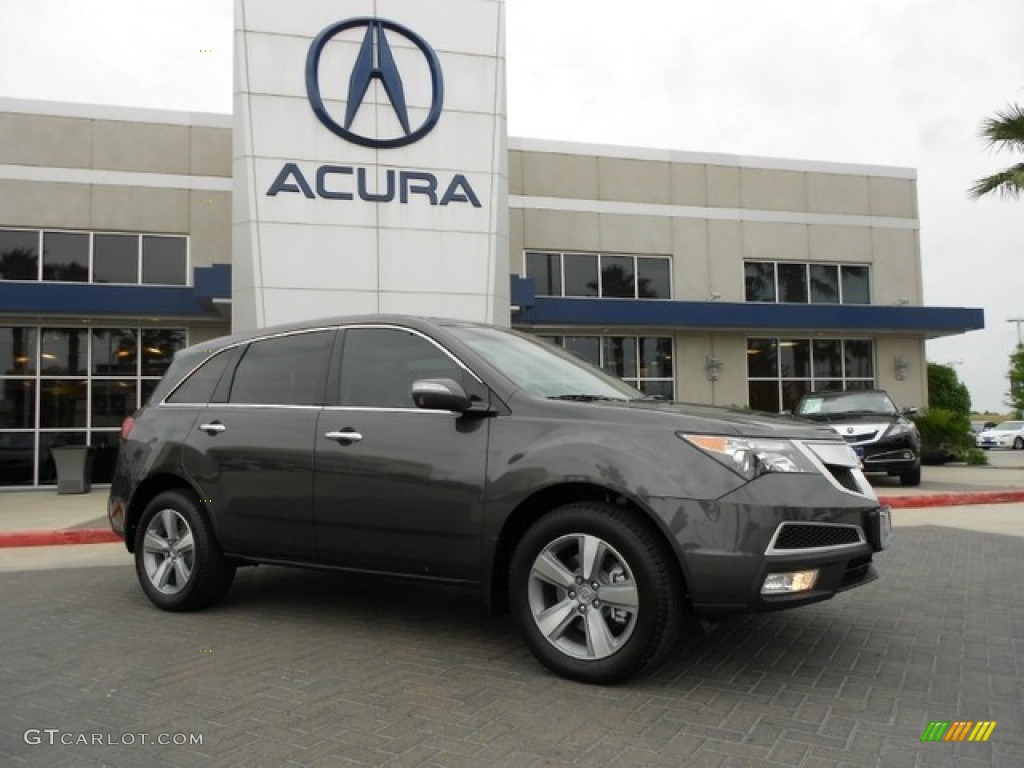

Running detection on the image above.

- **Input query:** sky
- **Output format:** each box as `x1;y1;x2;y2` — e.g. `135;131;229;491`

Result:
0;0;1021;411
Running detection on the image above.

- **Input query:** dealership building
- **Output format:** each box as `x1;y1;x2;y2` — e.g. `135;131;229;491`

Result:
0;0;983;487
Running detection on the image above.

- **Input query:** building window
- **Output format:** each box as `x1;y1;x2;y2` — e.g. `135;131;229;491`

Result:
744;261;871;304
540;334;674;399
524;251;672;299
0;324;187;487
747;337;875;413
0;228;189;286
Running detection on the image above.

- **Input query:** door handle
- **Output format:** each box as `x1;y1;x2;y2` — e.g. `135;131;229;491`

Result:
199;422;226;435
324;430;363;444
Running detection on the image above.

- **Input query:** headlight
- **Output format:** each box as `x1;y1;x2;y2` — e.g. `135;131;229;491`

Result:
677;433;819;481
885;418;916;438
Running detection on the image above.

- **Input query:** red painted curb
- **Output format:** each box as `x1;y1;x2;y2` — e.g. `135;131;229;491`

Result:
879;490;1024;509
0;528;122;549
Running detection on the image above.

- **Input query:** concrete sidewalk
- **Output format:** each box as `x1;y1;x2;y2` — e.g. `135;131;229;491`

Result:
0;458;1022;547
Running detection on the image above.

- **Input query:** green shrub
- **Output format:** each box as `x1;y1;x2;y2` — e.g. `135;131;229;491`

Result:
914;408;973;465
964;447;989;466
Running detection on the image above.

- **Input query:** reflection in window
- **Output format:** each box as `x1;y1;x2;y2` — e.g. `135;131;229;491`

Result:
94;234;139;284
142;236;188;285
0;380;36;429
91;380;137;428
40;329;88;375
0;327;38;375
0;229;40;280
92;329;138;376
39;379;88;428
142;329;187;377
538;335;674;399
42;232;89;282
525;251;671;300
563;254;599;297
525;251;561;296
747;337;875;413
745;261;871;305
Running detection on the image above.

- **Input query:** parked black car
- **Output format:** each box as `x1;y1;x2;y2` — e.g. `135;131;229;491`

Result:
793;389;921;486
109;316;891;683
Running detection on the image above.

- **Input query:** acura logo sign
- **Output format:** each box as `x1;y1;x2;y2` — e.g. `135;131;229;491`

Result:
305;17;444;149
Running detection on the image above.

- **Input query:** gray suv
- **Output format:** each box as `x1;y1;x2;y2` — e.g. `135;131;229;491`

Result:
109;315;891;683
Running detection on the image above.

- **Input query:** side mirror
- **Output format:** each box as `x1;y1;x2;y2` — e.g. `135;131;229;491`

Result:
411;379;472;413
901;407;919;416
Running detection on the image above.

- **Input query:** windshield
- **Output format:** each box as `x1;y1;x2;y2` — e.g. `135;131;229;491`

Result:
795;391;898;417
994;421;1024;431
448;326;642;400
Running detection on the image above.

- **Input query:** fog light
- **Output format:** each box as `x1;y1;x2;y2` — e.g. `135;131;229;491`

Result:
761;570;819;595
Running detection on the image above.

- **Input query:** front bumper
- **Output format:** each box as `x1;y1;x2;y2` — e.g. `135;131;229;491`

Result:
648;473;889;615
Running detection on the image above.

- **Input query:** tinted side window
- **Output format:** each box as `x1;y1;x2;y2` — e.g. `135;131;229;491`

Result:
228;331;333;405
165;346;242;405
339;328;481;407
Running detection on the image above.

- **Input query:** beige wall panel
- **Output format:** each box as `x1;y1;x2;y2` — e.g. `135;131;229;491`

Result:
675;332;713;403
0;113;94;168
508;208;526;273
875;336;927;408
670;162;707;207
671;218;710;301
869;176;917;218
598;213;672;254
189;190;232;268
706;165;741;208
597;157;671;204
520;152;598;199
807;224;872;262
740;168;807;212
806;173;870;216
91;186;189;233
742;221;810;261
190;126;232;177
92;121;190;174
522;209;601;252
707;220;744;301
710;334;752;408
870;228;921;305
0;179;91;229
508;150;524;196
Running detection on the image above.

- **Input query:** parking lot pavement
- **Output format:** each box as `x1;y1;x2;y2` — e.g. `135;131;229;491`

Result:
2;521;1023;768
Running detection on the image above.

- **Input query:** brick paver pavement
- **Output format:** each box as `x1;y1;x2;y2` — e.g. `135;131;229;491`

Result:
2;524;1022;767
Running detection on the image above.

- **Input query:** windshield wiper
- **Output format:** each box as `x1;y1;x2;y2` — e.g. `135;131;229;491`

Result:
547;394;627;402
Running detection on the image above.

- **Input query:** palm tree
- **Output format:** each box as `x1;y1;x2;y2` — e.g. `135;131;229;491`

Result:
968;102;1024;200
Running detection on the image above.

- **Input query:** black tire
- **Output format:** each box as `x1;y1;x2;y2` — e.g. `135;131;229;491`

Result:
509;502;681;684
899;465;922;487
134;490;235;612
1014;437;1023;450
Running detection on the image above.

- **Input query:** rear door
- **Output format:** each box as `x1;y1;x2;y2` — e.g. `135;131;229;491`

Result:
313;326;489;579
182;329;336;561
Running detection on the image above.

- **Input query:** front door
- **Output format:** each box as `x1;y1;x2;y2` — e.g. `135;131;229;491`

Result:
313;326;489;580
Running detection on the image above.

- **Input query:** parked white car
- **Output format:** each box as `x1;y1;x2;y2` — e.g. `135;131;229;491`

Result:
975;420;1024;450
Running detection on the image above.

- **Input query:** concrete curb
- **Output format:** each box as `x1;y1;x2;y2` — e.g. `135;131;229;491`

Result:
0;529;122;549
879;490;1024;509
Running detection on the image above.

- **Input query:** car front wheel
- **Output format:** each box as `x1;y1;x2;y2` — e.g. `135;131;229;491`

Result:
134;490;235;612
1014;437;1023;450
509;502;681;684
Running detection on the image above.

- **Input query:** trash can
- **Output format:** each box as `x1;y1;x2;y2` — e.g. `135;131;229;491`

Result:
50;446;94;494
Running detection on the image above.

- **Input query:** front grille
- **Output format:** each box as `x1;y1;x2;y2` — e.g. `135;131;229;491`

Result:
843;431;877;444
769;522;864;552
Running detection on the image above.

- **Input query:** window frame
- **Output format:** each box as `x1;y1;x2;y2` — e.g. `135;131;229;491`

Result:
523;250;673;300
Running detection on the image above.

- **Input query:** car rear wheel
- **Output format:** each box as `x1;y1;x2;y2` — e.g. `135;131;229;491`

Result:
509;502;681;684
134;490;235;612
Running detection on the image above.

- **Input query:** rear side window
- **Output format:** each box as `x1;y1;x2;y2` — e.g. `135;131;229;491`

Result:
165;346;242;405
228;331;333;406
